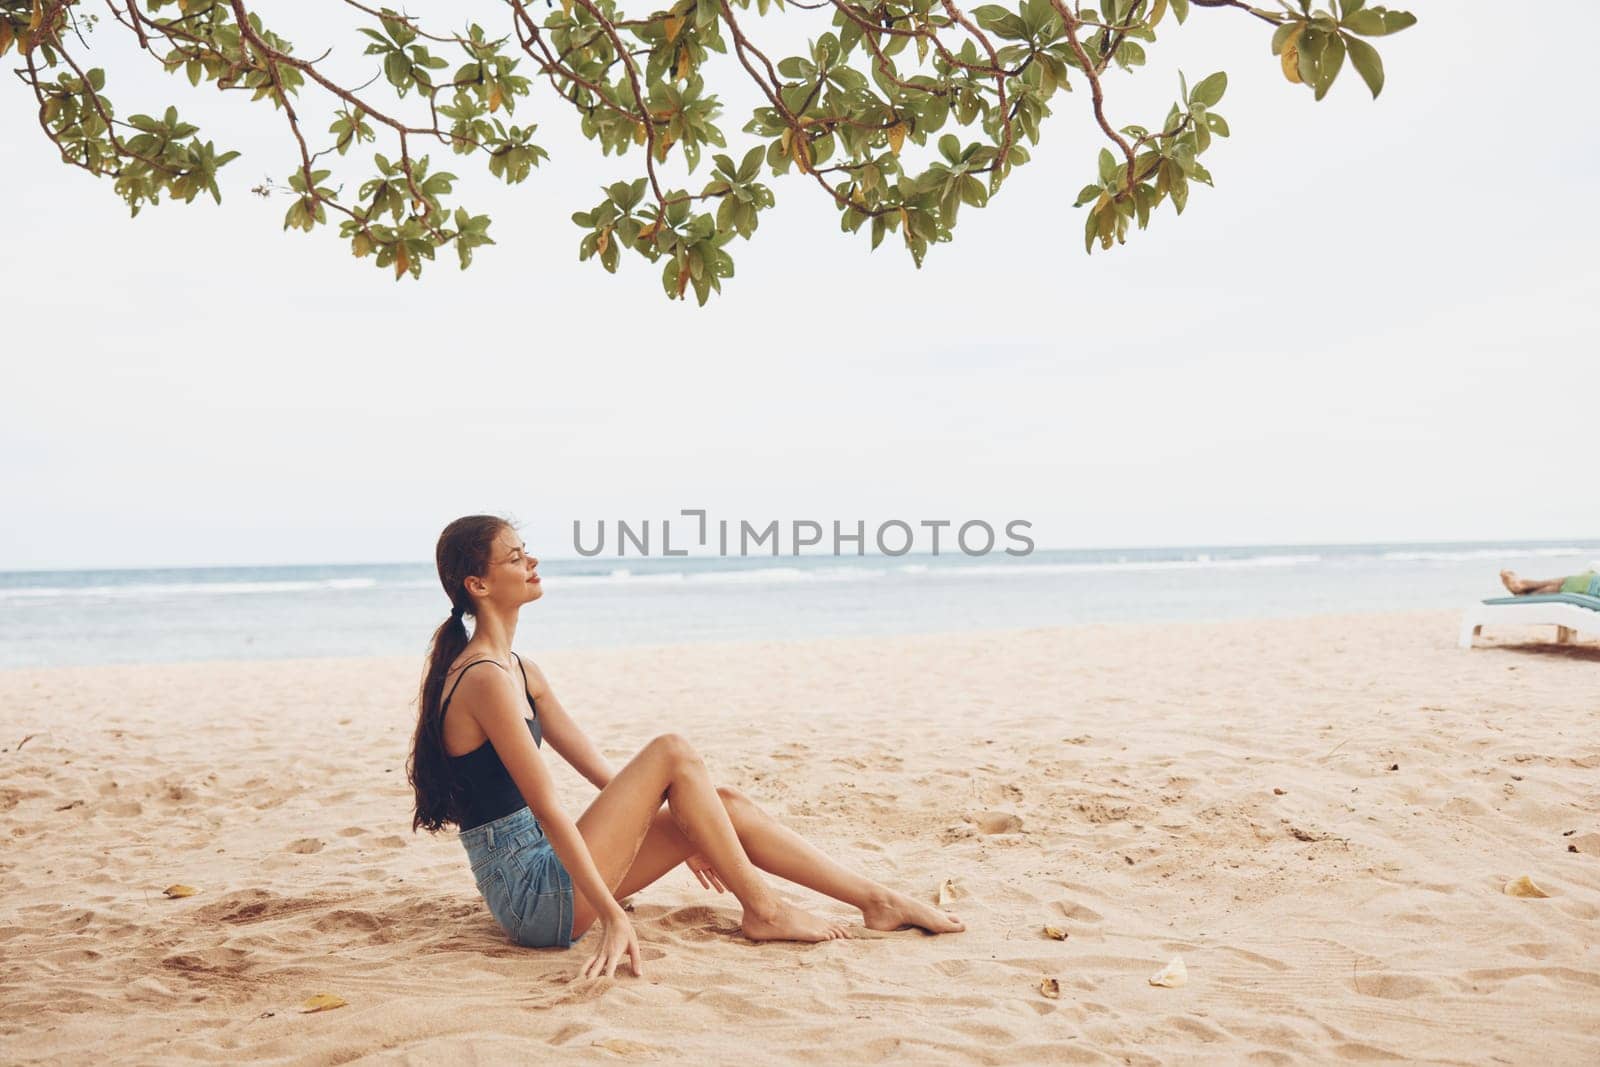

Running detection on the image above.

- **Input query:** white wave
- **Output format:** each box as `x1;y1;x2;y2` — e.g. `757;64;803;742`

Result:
560;565;889;587
1377;546;1594;563
932;553;1326;578
0;577;388;602
549;554;1324;586
561;569;682;586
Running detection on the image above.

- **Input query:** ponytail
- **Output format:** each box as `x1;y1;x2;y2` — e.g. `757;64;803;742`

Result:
408;612;473;833
407;514;511;833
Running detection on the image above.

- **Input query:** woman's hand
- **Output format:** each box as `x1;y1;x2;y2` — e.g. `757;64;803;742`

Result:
684;852;726;893
578;905;643;981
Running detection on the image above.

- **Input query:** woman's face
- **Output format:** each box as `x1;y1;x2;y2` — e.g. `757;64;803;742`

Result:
479;526;542;607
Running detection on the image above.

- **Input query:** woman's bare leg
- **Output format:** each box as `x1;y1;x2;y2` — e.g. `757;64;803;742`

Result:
566;734;848;944
605;808;699;902
596;787;964;936
717;786;964;934
1500;570;1566;596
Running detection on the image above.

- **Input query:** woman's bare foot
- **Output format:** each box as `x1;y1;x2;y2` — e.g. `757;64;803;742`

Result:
860;888;966;934
740;899;850;943
1500;569;1531;595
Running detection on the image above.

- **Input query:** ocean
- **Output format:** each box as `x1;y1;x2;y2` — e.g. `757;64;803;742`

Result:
1;542;1595;669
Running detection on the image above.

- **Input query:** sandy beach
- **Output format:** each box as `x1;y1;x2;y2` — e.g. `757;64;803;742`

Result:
1;610;1596;1064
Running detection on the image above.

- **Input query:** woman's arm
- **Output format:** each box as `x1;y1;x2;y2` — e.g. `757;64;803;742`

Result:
464;670;624;926
518;657;616;790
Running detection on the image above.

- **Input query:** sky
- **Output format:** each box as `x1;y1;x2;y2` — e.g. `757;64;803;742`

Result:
1;1;1593;570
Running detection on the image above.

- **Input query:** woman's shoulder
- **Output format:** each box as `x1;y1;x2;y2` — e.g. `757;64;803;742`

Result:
498;648;544;676
444;651;511;681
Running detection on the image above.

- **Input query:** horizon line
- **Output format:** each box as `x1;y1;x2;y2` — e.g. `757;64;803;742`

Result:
3;535;1598;575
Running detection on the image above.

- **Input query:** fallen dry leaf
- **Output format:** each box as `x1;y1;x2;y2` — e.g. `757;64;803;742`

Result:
1504;875;1550;899
299;993;347;1013
1039;977;1060;999
592;1037;654;1055
1148;956;1187;988
937;878;957;908
1042;925;1068;941
163;884;196;898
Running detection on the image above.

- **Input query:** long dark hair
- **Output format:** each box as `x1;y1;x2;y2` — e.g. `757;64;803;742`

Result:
408;514;510;833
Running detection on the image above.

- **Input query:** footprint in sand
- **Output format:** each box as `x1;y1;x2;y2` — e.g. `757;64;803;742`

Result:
1051;898;1104;923
975;811;1024;834
1349;971;1445;999
313;909;383;934
285;837;325;854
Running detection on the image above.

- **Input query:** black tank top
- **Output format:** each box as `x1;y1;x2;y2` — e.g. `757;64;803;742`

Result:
443;653;543;832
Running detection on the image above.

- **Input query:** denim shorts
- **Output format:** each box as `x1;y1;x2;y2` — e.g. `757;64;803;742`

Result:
458;807;579;949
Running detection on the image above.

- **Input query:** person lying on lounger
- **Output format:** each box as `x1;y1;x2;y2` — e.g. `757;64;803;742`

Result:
407;515;964;983
1499;566;1600;597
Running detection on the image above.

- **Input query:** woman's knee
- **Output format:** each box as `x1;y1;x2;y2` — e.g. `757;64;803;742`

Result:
647;732;700;767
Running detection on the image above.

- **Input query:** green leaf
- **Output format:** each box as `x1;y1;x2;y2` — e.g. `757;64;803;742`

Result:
974;5;1029;41
1343;8;1416;36
1114;41;1146;70
1314;32;1345;100
1297;29;1324;90
1169;174;1188;214
959;175;987;208
738;145;764;182
1189;71;1226;107
384;52;411;90
1344;34;1384;97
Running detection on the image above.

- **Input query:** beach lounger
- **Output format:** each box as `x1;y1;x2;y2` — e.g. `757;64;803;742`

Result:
1458;593;1600;649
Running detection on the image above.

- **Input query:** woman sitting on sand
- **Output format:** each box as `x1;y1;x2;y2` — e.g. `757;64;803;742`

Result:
1499;567;1600;597
407;515;964;981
